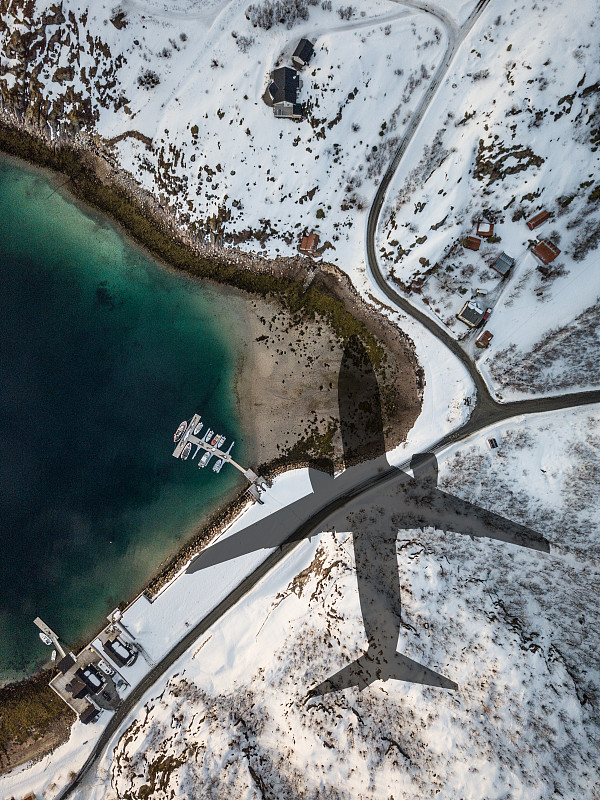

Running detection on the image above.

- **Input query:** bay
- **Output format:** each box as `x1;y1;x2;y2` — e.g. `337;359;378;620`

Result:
0;156;245;683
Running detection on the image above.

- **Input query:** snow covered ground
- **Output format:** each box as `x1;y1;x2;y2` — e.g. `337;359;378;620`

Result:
377;0;600;398
65;404;600;800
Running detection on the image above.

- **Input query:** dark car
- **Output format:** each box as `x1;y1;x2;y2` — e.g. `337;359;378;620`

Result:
102;691;111;701
488;438;499;449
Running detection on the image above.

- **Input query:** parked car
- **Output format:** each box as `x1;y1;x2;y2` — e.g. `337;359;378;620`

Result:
481;307;492;324
488;438;499;449
97;659;115;677
102;691;111;701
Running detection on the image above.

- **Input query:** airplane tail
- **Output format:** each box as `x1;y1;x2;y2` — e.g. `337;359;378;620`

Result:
310;649;457;696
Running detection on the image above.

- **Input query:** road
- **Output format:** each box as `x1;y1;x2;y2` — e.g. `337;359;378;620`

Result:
58;0;600;795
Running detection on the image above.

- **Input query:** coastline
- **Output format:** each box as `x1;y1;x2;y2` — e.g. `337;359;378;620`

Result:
0;117;424;773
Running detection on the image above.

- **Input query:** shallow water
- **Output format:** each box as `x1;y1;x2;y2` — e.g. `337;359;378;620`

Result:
0;156;245;683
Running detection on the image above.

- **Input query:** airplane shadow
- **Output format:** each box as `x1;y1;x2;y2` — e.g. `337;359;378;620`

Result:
186;335;550;695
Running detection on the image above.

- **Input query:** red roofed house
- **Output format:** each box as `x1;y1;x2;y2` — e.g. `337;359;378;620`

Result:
526;210;550;230
299;232;319;255
464;235;481;251
475;330;493;349
476;220;494;237
532;239;561;265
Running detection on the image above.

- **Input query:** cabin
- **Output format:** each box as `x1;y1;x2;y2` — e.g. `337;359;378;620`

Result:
526;210;550;230
476;220;494;237
65;675;88;700
79;704;100;725
491;252;515;278
264;67;303;119
464;235;481;251
299;232;319;255
475;330;493;348
457;301;485;328
533;239;561;265
292;38;314;69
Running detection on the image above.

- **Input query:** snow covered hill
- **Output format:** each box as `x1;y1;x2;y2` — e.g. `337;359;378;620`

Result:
73;406;600;800
0;0;445;272
377;0;600;398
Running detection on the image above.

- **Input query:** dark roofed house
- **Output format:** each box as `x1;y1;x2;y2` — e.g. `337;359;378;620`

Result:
292;38;314;69
457;301;485;328
103;637;137;667
464;235;481;251
264;66;303;119
80;704;100;725
65;675;88;700
491;252;515;278
526;210;550;230
533;239;561;265
56;653;75;674
299;232;319;254
476;220;494;237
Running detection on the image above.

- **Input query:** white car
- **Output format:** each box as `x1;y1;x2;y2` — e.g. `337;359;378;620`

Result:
97;659;115;677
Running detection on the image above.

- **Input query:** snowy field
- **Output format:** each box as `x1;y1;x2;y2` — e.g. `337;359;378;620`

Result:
62;405;600;800
377;0;600;398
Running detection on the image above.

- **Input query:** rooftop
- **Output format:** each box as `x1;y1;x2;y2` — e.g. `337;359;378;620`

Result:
533;239;561;264
492;252;515;277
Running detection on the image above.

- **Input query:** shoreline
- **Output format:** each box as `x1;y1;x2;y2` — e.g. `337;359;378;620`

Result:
0;117;424;773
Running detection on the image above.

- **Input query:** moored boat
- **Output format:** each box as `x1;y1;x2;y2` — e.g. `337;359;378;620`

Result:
193;420;203;435
174;421;187;442
212;458;224;473
217;435;226;448
199;450;213;468
39;632;52;646
211;433;220;446
181;442;192;460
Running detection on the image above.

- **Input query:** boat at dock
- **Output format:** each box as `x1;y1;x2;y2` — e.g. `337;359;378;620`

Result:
210;433;221;446
217;435;226;448
212;458;224;473
39;632;52;646
174;421;187;442
193;420;203;435
199;450;214;468
181;442;192;460
203;429;214;443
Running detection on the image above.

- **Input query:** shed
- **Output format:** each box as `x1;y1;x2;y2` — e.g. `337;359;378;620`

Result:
300;232;319;254
491;252;515;277
457;301;484;328
476;220;494;237
533;239;560;264
526;210;550;230
475;330;493;348
464;235;481;251
56;653;75;674
292;38;314;69
79;704;100;725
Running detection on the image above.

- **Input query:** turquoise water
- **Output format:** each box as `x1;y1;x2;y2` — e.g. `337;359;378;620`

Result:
0;156;245;684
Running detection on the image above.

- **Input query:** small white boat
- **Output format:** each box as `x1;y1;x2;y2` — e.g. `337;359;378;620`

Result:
39;632;52;646
199;450;213;468
193;421;203;435
181;442;192;460
212;458;223;473
203;428;214;443
174;421;187;442
50;649;57;661
217;435;226;448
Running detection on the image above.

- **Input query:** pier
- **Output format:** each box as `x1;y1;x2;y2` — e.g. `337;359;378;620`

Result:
173;414;268;501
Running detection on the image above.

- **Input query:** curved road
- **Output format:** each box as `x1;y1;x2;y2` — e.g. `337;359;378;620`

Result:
59;1;600;796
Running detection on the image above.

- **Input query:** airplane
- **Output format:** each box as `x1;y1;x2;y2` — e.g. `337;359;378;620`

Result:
185;335;549;694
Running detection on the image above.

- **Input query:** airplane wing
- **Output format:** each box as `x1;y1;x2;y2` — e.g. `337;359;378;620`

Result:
415;487;550;553
311;650;457;696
